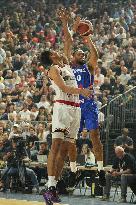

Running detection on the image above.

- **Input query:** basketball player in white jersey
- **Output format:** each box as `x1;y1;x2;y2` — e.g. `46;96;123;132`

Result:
40;11;92;205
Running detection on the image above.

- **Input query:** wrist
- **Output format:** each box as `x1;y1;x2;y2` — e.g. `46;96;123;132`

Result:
62;21;68;26
78;88;83;95
69;30;74;37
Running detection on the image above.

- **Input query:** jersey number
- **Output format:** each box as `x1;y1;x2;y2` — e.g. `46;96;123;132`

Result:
76;75;81;82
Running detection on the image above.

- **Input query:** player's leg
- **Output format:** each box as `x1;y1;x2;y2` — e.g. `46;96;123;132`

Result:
84;101;104;171
43;103;67;204
55;139;69;181
43;135;63;205
47;137;64;188
67;107;81;187
85;109;105;186
89;128;103;170
90;128;105;186
68;140;77;173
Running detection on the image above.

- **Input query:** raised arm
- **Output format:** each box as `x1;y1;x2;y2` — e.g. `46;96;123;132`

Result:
82;35;99;74
58;9;80;61
58;9;73;61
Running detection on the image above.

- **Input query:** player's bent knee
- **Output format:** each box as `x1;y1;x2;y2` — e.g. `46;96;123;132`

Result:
52;131;64;140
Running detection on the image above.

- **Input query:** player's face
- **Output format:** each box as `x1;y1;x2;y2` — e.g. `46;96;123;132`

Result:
74;50;85;64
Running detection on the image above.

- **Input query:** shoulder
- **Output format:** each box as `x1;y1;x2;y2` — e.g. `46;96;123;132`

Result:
116;135;122;139
49;65;59;72
125;153;134;160
115;136;122;141
48;65;60;78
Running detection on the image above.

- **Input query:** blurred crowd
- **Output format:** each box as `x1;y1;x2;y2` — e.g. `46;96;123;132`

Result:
0;0;136;156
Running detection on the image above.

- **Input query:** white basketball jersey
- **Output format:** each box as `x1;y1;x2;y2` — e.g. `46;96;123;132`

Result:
51;64;79;103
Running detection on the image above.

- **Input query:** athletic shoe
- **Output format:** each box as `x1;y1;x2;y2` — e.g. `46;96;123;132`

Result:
43;187;61;205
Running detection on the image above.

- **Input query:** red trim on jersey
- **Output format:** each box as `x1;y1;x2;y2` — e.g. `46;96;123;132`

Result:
54;100;80;107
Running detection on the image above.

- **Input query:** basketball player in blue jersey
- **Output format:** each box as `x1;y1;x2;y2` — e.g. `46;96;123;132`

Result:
71;36;105;184
57;11;105;188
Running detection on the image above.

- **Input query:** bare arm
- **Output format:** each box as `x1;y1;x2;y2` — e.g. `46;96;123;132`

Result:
49;65;92;97
82;36;99;74
123;144;134;150
59;9;81;61
58;9;73;61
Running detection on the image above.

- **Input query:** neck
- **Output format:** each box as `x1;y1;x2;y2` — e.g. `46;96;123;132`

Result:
53;59;64;67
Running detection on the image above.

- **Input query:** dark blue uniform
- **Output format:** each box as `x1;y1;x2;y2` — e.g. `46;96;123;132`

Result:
72;64;99;132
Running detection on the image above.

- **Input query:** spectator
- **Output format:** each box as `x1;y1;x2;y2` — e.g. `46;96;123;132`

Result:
97;59;107;77
119;67;131;86
128;69;136;86
98;109;105;129
113;77;125;95
100;77;112;95
81;144;95;165
26;126;39;147
8;124;20;139
36;95;51;111
36;123;47;141
76;128;92;154
19;103;31;121
36;106;48;122
114;128;134;154
1;138;39;193
12;54;23;71
30;104;39;120
102;146;136;203
25;96;34;110
12;71;21;85
22;123;30;139
0;41;6;68
38;142;48;156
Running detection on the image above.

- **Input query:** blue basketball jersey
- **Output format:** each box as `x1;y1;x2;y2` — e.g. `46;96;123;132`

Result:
72;63;99;131
72;64;94;106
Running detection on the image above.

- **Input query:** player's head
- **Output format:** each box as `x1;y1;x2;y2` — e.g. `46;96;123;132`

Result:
40;50;61;67
73;49;85;65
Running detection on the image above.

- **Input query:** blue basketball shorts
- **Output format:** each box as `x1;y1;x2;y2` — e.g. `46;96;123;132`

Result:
79;99;99;132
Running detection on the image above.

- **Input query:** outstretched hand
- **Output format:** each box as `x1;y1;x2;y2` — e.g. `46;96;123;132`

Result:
57;8;70;23
72;16;81;33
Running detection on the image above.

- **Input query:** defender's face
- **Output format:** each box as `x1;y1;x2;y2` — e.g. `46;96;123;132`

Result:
50;50;61;62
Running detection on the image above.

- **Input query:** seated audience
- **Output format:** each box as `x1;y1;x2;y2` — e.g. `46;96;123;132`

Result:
0;137;39;193
102;146;136;203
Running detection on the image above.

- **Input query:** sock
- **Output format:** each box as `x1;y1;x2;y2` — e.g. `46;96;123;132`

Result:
48;176;57;188
97;161;104;171
70;161;77;173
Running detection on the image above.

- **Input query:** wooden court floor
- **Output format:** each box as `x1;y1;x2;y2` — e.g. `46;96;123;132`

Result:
0;198;69;205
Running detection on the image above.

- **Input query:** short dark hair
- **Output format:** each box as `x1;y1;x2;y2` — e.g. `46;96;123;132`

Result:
40;50;52;67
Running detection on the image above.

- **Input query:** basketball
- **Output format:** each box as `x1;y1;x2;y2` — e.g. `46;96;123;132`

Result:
77;20;93;36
